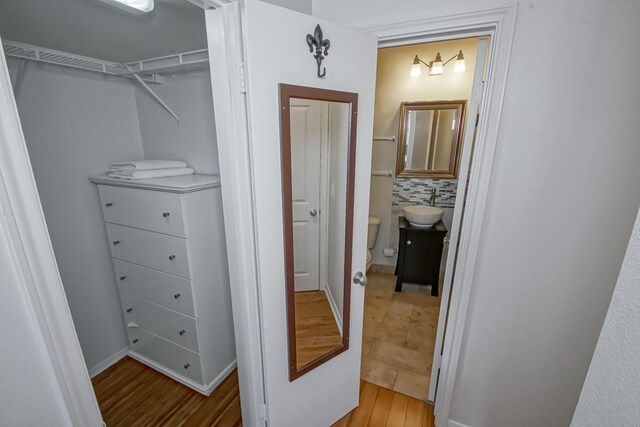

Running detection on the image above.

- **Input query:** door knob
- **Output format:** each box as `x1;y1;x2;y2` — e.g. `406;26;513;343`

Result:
444;237;450;244
353;271;367;286
310;209;318;217
105;202;113;207
407;240;412;245
163;212;170;218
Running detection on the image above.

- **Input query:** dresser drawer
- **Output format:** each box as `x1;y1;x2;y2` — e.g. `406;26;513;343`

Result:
98;185;186;237
114;259;195;317
106;223;191;279
121;293;199;352
127;327;203;385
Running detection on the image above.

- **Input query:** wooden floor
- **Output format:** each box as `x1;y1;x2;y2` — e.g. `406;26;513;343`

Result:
333;381;435;427
93;356;433;426
92;357;242;426
295;290;343;368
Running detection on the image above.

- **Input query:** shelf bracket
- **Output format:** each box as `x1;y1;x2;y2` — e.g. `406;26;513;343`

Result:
12;59;27;98
131;73;180;122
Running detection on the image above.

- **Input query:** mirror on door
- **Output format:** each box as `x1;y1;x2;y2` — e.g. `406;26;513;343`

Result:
279;84;358;381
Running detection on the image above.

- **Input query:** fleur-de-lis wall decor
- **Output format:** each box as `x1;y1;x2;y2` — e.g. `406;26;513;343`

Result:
306;24;330;78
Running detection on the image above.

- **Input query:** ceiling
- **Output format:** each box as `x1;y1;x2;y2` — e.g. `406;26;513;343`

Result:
0;0;207;63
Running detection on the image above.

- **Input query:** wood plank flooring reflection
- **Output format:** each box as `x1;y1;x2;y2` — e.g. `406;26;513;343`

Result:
332;380;435;427
295;290;342;368
92;357;242;426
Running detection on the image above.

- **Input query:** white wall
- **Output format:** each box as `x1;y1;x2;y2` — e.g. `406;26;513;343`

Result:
370;38;479;266
571;207;640;426
262;0;312;14
0;197;71;426
135;71;220;174
313;1;640;426
8;59;143;372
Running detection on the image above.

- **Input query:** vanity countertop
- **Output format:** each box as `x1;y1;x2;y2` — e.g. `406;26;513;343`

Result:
398;215;448;232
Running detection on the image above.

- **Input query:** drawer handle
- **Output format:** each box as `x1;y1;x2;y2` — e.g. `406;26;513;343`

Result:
184;363;190;370
163;212;170;218
119;276;127;281
113;240;120;245
105;202;113;207
174;293;181;299
126;308;133;313
179;329;186;336
169;255;176;261
132;339;139;344
407;240;412;245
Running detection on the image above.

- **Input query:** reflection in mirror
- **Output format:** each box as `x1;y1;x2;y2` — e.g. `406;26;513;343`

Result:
280;85;357;381
397;101;466;178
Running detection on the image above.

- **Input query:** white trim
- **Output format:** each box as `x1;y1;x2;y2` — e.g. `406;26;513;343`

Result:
0;40;104;425
89;347;129;379
205;4;268;427
128;351;237;396
324;283;343;336
361;3;518;426
448;420;471;427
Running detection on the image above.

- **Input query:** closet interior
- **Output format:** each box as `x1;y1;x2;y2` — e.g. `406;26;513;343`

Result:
1;0;237;412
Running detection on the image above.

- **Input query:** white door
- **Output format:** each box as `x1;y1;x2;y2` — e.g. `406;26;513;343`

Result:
290;99;322;291
429;38;488;401
239;1;377;426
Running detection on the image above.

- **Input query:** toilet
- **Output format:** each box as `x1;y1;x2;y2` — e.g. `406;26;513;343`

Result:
367;215;381;271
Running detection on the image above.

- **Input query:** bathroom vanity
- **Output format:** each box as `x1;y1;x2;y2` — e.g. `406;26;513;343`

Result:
395;216;448;296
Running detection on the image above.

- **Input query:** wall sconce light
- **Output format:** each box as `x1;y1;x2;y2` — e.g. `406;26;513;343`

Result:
410;50;466;77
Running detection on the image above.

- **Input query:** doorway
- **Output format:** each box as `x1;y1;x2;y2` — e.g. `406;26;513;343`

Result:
362;36;488;402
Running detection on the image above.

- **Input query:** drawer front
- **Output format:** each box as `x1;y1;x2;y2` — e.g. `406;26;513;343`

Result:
121;293;199;352
98;185;186;237
114;259;195;317
127;327;203;385
106;223;191;279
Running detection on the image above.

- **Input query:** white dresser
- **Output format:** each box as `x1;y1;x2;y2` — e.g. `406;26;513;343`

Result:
90;174;236;395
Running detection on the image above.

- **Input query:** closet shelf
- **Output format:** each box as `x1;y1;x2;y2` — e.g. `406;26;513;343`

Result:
2;40;209;83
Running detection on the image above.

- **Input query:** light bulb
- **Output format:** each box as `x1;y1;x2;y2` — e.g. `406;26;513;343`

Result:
453;50;466;73
410;63;422;78
429;52;443;75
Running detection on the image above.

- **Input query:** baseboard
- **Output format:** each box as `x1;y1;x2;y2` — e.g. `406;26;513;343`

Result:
89;346;129;378
128;350;237;397
370;264;395;274
448;420;470;427
324;284;343;335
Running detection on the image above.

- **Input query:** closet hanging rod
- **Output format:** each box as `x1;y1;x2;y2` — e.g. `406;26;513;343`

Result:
373;136;396;141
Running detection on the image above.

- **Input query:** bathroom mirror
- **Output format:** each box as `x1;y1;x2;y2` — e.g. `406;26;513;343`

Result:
279;84;358;381
396;100;466;178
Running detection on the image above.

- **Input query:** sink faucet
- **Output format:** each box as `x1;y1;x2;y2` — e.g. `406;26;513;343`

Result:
430;188;437;207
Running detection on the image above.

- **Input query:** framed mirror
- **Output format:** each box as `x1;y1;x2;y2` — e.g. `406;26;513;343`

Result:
396;100;466;178
279;84;358;381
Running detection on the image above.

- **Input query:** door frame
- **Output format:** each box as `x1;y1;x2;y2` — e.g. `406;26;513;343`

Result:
0;2;517;427
361;4;518;425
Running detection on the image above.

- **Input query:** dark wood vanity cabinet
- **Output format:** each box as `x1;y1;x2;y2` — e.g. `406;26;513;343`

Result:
395;216;448;296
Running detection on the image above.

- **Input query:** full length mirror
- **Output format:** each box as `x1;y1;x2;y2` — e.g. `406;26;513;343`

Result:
396;100;466;178
279;84;358;381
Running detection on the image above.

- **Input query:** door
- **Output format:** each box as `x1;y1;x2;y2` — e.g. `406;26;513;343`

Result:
290;99;322;291
239;1;377;426
428;38;488;401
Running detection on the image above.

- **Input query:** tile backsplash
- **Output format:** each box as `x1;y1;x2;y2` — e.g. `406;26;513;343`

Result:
392;178;458;208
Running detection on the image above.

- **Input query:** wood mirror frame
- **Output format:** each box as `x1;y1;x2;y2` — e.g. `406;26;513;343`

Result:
396;100;466;179
279;84;358;381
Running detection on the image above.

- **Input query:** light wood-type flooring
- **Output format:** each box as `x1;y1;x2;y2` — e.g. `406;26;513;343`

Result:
94;357;433;426
92;357;242;426
295;290;343;368
361;272;441;401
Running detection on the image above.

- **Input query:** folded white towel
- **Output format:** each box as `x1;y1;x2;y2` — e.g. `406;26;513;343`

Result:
107;167;195;180
109;159;188;171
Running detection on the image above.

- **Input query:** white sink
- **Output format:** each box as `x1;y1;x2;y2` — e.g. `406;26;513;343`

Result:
403;205;443;228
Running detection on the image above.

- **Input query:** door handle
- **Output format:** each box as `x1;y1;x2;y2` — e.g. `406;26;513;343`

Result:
309;209;318;217
353;271;367;286
444;237;450;244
